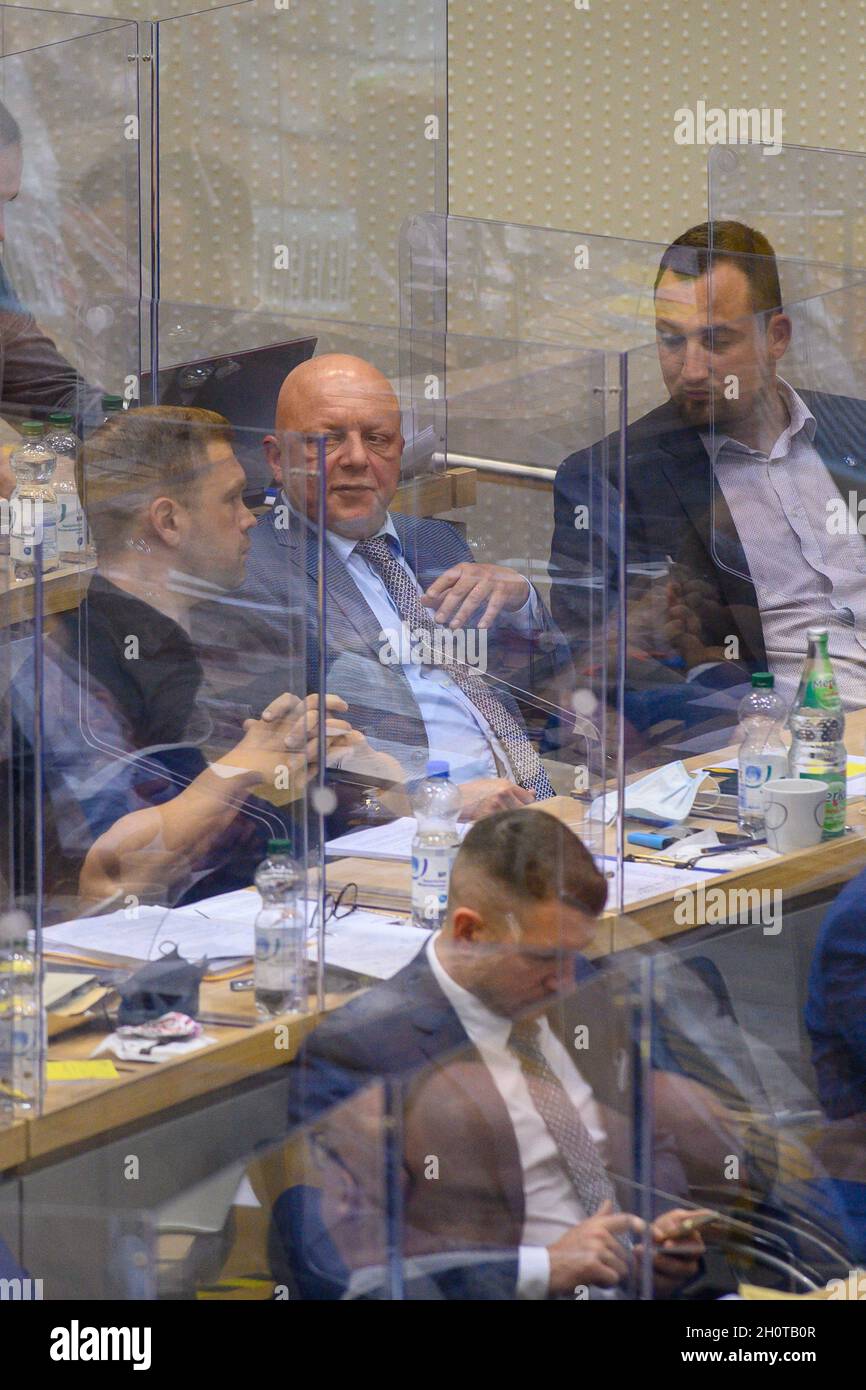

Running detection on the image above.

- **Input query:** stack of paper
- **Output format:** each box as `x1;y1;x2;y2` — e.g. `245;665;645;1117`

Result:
41;889;429;982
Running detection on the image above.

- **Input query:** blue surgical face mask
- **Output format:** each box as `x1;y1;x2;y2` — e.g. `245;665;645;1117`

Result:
589;761;711;826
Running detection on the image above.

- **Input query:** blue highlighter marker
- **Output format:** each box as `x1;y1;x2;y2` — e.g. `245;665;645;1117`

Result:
627;830;680;851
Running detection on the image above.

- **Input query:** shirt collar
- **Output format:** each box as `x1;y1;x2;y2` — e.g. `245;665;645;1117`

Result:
426;932;512;1047
280;492;399;563
700;377;816;464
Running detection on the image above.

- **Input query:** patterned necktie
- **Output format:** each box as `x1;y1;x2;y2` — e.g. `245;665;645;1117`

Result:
508;1018;620;1219
354;535;555;799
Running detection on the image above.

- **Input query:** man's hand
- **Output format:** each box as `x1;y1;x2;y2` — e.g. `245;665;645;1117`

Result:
328;735;406;786
0;444;15;502
220;692;359;796
663;575;731;669
457;777;535;821
421;562;531;630
547;1201;645;1295
633;1207;711;1297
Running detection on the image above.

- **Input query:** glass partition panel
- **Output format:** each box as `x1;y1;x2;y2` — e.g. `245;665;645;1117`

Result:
261;319;623;918
270;940;644;1301
401;212;668;357
0;11;141;416
12;1200;156;1300
156;0;446;324
12;410;316;928
708;143;866;276
632;906;864;1298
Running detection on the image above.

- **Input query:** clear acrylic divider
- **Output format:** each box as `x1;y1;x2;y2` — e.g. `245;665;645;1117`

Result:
0;10;141;417
155;0;446;325
708;142;866;276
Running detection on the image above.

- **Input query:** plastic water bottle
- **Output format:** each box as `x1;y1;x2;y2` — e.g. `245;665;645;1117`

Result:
43;411;87;565
789;627;847;840
737;672;789;834
0;910;42;1119
254;840;307;1018
411;760;461;930
9;421;59;580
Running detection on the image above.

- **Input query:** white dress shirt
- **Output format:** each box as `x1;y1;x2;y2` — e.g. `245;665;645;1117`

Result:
326;512;542;783
701;378;866;709
426;933;609;1299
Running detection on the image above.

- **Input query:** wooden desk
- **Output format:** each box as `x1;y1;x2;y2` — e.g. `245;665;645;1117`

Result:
0;555;95;629
323;707;866;955
4;709;865;1176
0;982;346;1172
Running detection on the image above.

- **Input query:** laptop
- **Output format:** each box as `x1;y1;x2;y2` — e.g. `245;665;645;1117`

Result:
138;336;317;497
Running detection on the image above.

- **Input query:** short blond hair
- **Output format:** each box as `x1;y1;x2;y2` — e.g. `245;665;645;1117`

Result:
79;405;233;555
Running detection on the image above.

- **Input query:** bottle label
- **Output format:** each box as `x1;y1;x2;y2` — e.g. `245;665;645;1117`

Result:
411;845;456;925
738;752;787;815
799;770;847;838
57;497;86;554
255;925;305;993
804;672;840;710
10;497;57;565
738;761;772;814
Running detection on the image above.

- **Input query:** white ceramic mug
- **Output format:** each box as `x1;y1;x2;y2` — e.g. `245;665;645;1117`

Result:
760;778;828;853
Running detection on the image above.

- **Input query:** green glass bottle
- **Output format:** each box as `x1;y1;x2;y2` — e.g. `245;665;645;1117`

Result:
789;628;846;839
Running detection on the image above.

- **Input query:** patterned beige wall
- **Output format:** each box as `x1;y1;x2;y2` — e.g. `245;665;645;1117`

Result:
5;0;866;321
447;0;866;257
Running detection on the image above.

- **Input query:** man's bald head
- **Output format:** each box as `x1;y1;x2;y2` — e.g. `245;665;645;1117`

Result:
275;354;400;433
264;353;404;539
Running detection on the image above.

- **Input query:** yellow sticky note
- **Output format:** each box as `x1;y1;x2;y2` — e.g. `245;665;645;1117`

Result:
46;1060;119;1082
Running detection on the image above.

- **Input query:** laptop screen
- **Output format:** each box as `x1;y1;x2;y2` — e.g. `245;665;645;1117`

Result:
138;336;317;494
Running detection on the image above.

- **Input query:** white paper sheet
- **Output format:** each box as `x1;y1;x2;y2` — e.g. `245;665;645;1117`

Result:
326;816;469;862
42;889;428;980
597;857;721;906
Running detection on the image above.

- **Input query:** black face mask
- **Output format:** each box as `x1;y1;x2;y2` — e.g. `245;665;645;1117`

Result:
116;947;207;1025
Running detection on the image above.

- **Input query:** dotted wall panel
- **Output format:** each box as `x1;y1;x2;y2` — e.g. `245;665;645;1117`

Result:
0;0;444;337
8;0;866;320
447;0;866;263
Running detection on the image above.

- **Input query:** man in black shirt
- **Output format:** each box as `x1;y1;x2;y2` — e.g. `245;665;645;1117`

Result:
9;406;394;919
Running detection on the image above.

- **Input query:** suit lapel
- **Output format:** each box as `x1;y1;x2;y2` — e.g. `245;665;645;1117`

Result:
399;955;526;1229
281;511;402;665
652;415;753;582
806;390;866;511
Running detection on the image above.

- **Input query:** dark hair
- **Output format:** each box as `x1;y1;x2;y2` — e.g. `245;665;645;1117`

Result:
654;220;783;317
79;404;234;555
0;99;21;149
455;809;607;916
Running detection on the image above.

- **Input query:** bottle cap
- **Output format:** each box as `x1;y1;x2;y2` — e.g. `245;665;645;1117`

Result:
266;838;294;856
426;760;450;778
101;394;124;412
807;627;829;642
48;411;73;425
20;420;43;436
751;672;774;688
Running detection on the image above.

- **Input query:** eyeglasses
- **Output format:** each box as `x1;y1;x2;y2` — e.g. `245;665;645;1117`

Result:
307;881;358;933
